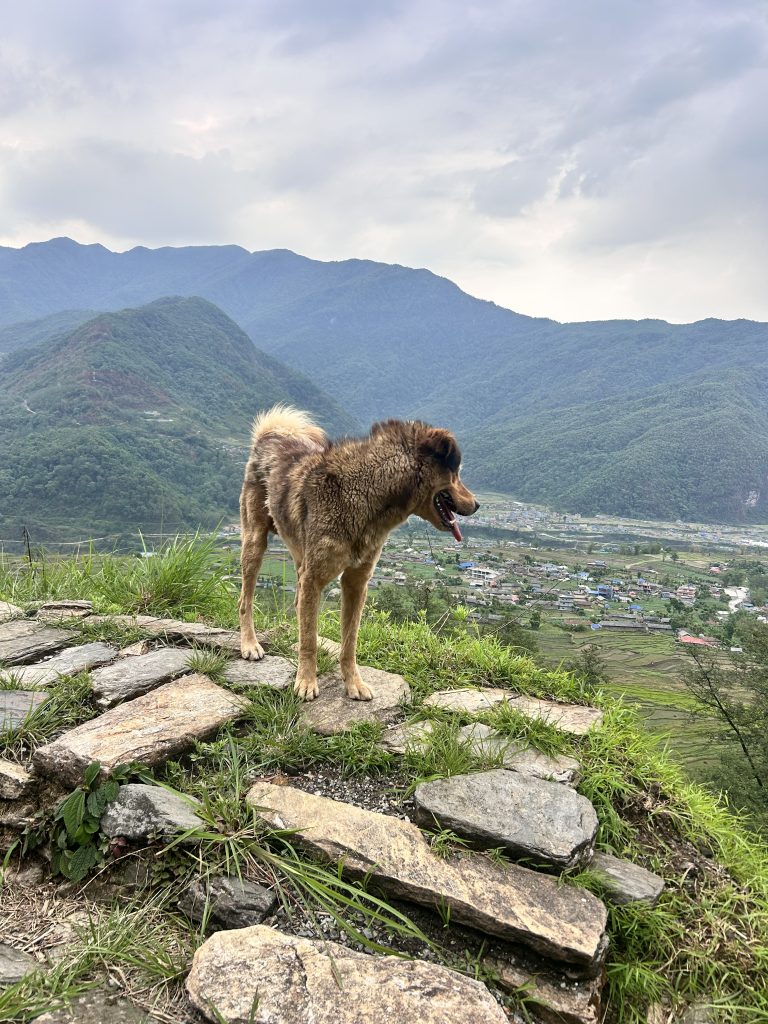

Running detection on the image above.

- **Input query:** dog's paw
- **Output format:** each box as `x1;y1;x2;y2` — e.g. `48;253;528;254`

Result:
241;639;265;661
345;676;374;701
294;675;320;701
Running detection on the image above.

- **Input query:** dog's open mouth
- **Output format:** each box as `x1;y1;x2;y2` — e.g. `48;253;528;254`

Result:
435;490;462;542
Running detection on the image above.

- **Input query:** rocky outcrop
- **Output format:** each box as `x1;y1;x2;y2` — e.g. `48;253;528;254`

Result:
186;925;509;1024
246;781;608;968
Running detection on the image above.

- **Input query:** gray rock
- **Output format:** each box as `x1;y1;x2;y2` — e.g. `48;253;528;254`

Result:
33;674;248;786
379;721;581;785
186;925;509;1024
0;620;75;665
178;875;277;930
0;760;34;799
300;665;410;735
0;942;41;985
414;769;598;870
0;690;49;730
90;648;192;708
222;655;295;689
489;956;602;1024
0;799;36;831
458;723;581;784
34;600;93;622
87;615;263;653
423;688;603;735
590;851;665;906
423;686;509;714
379;719;435;753
247;782;608;969
11;642;118;687
33;991;158;1023
101;783;203;840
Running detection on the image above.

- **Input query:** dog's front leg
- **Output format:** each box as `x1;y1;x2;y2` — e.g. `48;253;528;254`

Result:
340;564;375;701
295;574;322;701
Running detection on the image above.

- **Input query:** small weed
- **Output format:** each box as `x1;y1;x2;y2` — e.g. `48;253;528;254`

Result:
186;648;230;682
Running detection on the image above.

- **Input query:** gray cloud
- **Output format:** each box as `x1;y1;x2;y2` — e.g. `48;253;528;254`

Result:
0;0;766;321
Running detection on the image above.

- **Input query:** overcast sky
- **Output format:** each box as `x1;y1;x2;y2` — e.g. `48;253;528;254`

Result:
1;0;766;322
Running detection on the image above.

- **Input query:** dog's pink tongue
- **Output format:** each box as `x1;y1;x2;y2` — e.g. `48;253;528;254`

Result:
451;519;463;542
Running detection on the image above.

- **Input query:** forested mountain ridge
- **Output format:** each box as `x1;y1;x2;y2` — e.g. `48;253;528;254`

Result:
3;238;768;522
0;297;356;540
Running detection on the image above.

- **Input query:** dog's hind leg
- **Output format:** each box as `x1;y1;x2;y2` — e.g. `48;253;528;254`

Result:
239;483;270;661
294;569;325;701
339;561;377;701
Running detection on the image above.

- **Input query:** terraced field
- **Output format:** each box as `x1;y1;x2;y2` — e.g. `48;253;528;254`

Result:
536;624;727;776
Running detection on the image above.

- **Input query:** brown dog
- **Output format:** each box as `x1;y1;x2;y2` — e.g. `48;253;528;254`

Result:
238;405;479;701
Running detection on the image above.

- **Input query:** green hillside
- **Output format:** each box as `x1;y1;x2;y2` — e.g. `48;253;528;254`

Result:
0;297;356;542
3;238;768;522
0;309;96;355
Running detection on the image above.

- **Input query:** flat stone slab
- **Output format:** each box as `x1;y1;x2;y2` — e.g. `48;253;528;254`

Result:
459;723;581;784
379;719;435;753
178;875;278;931
33;992;158;1023
590;851;665;906
380;721;580;784
101;783;203;840
0;759;34;799
247;782;607;968
223;655;295;690
87;615;258;653
414;769;598;870
380;719;581;785
11;642;118;687
0;601;23;623
0;690;49;730
33;674;247;786
490;957;601;1024
423;688;603;735
186;925;508;1024
0;942;41;985
90;648;192;708
0;620;75;665
35;600;93;622
300;666;410;735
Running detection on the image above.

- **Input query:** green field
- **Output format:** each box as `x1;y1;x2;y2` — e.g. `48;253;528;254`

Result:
536;622;727;776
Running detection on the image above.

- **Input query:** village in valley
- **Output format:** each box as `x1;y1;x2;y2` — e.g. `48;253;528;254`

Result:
219;492;768;776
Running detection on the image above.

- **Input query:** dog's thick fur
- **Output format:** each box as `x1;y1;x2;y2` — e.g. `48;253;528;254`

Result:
238;405;479;701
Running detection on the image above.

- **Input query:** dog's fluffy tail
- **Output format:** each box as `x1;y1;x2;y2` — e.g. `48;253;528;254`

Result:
250;404;328;450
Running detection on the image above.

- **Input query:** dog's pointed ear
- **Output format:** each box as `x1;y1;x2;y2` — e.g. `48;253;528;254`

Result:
419;427;461;472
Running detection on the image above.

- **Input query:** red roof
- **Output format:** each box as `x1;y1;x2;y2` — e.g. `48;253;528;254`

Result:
678;635;718;647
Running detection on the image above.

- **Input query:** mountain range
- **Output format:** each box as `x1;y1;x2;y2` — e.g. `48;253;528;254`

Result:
1;237;768;532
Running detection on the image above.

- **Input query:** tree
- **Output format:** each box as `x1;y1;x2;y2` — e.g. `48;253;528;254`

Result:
528;609;542;631
565;644;611;689
682;621;768;824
